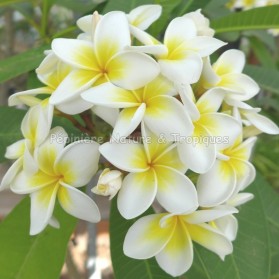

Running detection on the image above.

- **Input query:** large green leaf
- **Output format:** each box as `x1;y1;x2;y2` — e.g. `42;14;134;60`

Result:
211;6;279;33
244;65;279;95
187;174;270;279
0;0;29;7
0;197;77;279
104;0;152;13
109;199;174;279
0;45;49;84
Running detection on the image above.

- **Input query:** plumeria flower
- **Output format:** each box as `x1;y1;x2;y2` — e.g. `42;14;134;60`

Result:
11;127;101;235
0;104;51;191
197;50;260;101
82;76;193;140
228;0;267;10
50;11;160;111
183;9;215;37
129;16;226;83
227;98;279;135
100;124;198;219
177;85;242;173
92;168;123;200
124;206;237;276
197;135;257;207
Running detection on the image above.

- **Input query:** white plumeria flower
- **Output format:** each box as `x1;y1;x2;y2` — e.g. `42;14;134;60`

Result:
177;85;242;173
199;50;260;101
183;9;214;37
100;124;198;219
0;104;51;191
197;135;257;207
227;98;279;135
82;76;193;141
50;11;160;110
92;168;123;200
124;206;237;277
11;127;101;235
129;16;226;84
228;0;267;9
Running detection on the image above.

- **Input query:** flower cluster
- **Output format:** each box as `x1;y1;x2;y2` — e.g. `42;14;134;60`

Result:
1;4;279;277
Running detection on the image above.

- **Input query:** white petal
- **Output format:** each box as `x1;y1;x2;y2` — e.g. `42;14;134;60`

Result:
23;142;38;175
188;223;233;260
92;106;119;127
159;53;202;84
124;213;173;259
185;205;238;224
108;51;160;90
30;184;59;235
49;70;99;105
244;112;279;135
112;104;145;139
51;39;96;70
117;170;157;219
0;158;22;191
99;142;149;172
214;49;245;74
144;95;194;141
201;57;221;87
5;139;25;159
125;45;168;56
187;36;226;57
155;166;198;213
56;95;93;115
227;192;254;207
81;82;137;108
214;215;238;241
48;216;60;229
55;140;100;187
156;223;193;277
197;160;237;206
77;14;92;33
127;5;162;30
94;11;130;64
58;183;100;223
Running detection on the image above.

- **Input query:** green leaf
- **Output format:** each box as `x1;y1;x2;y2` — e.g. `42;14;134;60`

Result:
0;45;49;84
211;6;279;33
54;0;99;13
0;0;29;7
175;0;208;15
0;197;77;279
187;174;270;279
104;0;152;13
109;199;174;279
244;65;279;95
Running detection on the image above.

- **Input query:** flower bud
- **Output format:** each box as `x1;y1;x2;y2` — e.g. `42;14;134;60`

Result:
92;168;123;200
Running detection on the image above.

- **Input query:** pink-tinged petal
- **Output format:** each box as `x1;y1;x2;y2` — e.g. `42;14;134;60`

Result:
220;73;260;100
187;36;226;57
112;104;145;139
214;49;245;75
51;39;97;70
8;87;52;106
117;170;157;219
55;140;100;187
49;69;100;105
0;158;22;191
244;112;279;135
92;106;119;127
187;222;233;260
155;166;198;213
29;184;59;235
127;5;162;30
199;112;242;150
197;160;237;207
177;125;216;174
99;142;149;172
214;215;238;241
108;51;160;90
81;82;138;108
124;213;174;259
196;88;225;113
144;95;194;141
95;11;130;65
5;139;25;159
58;183;100;223
156;221;193;276
158;53;202;83
184;205;238;224
164;17;197;47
